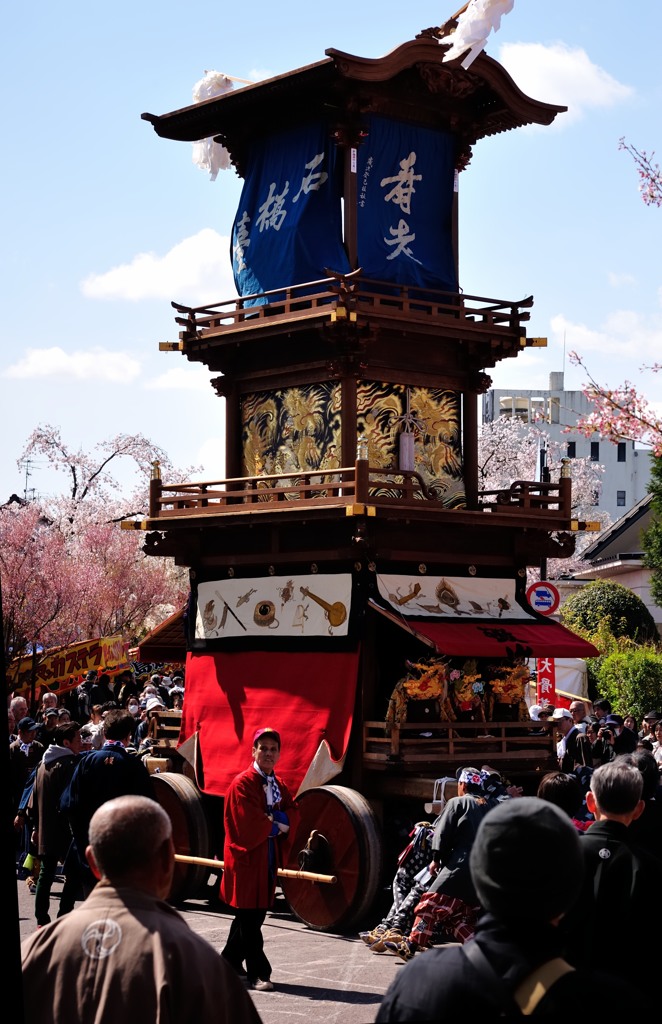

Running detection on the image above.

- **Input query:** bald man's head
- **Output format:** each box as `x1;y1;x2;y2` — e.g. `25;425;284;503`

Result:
87;796;172;886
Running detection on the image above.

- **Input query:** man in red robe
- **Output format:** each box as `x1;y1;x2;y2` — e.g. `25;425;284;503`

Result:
220;727;299;992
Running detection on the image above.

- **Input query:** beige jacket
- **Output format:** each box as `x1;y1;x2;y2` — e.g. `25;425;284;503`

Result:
22;883;262;1024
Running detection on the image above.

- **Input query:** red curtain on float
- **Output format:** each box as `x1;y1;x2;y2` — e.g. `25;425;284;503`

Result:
179;648;361;797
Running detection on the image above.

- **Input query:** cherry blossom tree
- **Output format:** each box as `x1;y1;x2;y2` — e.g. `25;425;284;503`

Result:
0;501;84;660
568;140;662;452
19;424;176;527
478;416;610;579
619;137;662;207
569;352;662;456
2;427;191;674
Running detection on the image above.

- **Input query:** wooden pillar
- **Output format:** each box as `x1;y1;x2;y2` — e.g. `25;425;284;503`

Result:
341;375;358;469
463;391;478;510
223;385;241;478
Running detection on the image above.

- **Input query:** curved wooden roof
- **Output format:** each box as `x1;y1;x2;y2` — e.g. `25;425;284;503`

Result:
142;36;566;174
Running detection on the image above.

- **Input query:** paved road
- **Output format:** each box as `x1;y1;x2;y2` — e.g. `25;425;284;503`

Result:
17;875;402;1023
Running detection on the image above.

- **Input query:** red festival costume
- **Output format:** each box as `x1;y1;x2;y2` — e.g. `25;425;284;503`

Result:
220;765;299;909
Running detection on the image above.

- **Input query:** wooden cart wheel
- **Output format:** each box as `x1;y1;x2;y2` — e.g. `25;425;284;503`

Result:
151;772;212;901
280;785;383;932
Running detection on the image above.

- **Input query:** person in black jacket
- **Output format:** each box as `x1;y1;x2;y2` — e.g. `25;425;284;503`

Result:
562;757;662;1000
59;709;155;895
375;797;649;1021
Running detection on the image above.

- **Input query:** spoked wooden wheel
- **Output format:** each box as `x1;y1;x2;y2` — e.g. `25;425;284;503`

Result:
280;785;382;932
151;773;212;901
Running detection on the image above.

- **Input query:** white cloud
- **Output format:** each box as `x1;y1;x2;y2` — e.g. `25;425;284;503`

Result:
498;42;634;124
81;229;237;306
3;346;141;382
608;271;636;288
551;311;662;362
145;365;213;392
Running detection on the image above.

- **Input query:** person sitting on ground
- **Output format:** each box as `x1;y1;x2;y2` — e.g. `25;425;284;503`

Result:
362;767;498;956
375;797;649;1022
21;795;262;1024
383;767;493;962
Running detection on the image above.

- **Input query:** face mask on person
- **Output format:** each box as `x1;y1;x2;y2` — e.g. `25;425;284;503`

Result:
128;703;140;716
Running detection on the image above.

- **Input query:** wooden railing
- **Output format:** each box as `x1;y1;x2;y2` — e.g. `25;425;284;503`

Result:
478;477;571;517
148;462;443;518
147;461;572;522
171;273;533;342
362;719;556;772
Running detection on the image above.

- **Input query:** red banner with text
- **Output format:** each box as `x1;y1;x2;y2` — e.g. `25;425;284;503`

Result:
536;657;557;707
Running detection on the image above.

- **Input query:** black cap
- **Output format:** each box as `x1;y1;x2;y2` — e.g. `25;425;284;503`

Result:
603;714;624;729
18;717;38;732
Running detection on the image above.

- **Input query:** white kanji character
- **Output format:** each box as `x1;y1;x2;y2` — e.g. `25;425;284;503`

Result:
380;152;422;215
384;219;422;264
255;181;290;232
233;211;251;272
292;152;328;202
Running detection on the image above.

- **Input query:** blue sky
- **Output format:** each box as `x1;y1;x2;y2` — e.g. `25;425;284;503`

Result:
2;1;661;501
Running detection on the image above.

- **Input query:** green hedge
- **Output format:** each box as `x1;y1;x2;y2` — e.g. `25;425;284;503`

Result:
560;580;659;645
595;648;662;720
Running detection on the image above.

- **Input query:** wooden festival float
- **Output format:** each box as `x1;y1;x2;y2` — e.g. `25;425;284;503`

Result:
130;21;599;929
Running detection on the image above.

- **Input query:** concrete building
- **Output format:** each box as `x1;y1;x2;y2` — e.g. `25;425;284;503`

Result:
482;372;651;524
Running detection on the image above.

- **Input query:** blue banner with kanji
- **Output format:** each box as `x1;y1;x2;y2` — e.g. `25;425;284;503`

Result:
356;116;457;293
231;122;350;301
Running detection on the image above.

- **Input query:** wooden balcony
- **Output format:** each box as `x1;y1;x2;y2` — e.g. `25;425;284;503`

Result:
140;460;573;529
173;275;532;341
165;274;538;379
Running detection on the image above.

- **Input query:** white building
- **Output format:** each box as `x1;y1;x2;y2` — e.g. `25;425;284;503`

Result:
482;372;651;524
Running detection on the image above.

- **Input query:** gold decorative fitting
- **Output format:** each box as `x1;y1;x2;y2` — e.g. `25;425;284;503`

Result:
151;460;162;481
